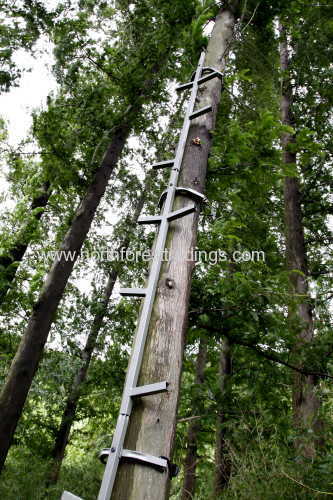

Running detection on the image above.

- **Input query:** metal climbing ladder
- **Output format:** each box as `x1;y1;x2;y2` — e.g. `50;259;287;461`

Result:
62;51;222;500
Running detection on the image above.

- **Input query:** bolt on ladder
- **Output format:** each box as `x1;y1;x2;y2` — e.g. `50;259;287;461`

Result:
62;50;223;500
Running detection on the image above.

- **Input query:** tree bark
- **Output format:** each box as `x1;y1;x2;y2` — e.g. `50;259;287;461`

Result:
280;23;320;459
112;6;237;499
0;181;51;304
181;336;207;500
0;119;133;472
214;338;232;495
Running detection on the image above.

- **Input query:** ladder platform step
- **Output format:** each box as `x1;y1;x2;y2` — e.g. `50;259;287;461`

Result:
129;381;168;398
152;159;175;169
61;492;83;500
119;288;147;297
138;215;162;225
189;105;212;120
158;187;206;209
168;205;196;222
176;81;193;92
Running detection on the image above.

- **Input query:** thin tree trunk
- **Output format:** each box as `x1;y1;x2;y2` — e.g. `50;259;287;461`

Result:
0;181;51;304
0;114;139;471
280;23;320;459
181;336;207;500
47;268;118;485
112;6;237;499
47;177;149;485
214;338;232;495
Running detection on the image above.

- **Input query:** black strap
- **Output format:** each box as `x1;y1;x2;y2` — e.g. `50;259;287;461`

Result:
160;456;179;479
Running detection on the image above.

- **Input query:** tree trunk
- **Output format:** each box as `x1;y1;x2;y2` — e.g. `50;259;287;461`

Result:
181;336;207;500
112;6;237;499
47;268;118;485
47;177;149;485
0;119;134;472
214;338;232;495
0;181;51;304
280;23;320;459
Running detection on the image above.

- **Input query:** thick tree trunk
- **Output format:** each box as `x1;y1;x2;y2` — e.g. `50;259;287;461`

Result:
0;181;51;304
181;336;207;500
47;180;148;485
280;24;320;459
0;120;132;472
214;338;232;495
112;7;237;499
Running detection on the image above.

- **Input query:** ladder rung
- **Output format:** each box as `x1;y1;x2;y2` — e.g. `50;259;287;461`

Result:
189;105;212;120
119;288;147;297
129;381;168;398
138;215;162;225
176;81;193;92
168;205;196;222
158;187;206;209
122;450;168;473
61;492;82;500
198;70;223;85
152;159;175;169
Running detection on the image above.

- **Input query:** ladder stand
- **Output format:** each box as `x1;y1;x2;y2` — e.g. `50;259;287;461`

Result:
62;50;222;500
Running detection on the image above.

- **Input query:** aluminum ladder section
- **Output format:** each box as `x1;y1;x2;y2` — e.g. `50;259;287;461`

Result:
62;51;223;500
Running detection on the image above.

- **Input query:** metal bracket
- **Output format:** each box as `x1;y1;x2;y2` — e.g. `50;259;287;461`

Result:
158;187;206;209
119;288;147;297
198;70;223;85
176;81;193;92
99;449;178;479
167;205;196;222
189;105;212;120
99;448;112;465
122;450;168;472
152;159;174;169
137;215;162;225
119;381;168;414
100;449;168;473
160;455;180;479
202;66;221;73
129;381;168;398
178;66;223;92
191;65;221;81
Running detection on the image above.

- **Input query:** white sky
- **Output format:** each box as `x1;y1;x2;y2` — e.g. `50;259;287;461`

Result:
0;37;57;146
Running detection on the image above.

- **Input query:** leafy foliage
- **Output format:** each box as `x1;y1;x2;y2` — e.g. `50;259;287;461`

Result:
0;0;332;498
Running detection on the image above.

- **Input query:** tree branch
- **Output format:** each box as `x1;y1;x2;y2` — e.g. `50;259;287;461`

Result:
204;325;333;380
231;337;333;380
